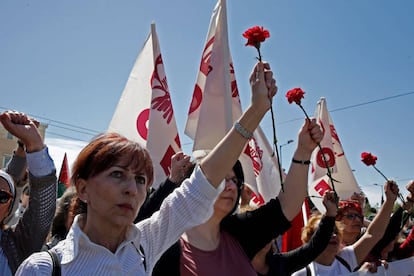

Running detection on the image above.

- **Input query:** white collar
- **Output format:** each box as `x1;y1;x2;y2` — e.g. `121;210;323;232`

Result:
58;214;140;264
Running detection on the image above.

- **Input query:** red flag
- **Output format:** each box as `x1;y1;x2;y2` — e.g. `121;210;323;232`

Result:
282;199;311;252
108;23;181;189
57;153;69;197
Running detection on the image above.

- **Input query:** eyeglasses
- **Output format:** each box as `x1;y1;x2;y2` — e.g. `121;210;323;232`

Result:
225;177;243;188
344;213;364;221
0;189;13;204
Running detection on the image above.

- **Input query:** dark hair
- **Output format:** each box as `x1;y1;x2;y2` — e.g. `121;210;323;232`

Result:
22;183;30;196
233;159;244;186
230;160;244;215
50;186;77;240
69;133;154;218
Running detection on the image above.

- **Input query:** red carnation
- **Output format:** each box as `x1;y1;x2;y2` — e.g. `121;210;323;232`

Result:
243;26;270;62
243;26;270;48
286;87;305;105
361;152;377;166
360;151;406;204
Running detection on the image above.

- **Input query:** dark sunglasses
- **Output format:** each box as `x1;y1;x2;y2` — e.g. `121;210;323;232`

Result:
344;213;364;220
0;190;13;204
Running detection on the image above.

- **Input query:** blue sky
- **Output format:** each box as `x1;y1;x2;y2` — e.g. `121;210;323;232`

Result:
1;0;413;206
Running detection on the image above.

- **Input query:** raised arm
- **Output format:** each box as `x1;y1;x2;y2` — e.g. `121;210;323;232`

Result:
200;62;277;188
4;142;27;188
0;110;57;274
278;118;323;220
135;152;193;222
353;180;398;265
269;191;338;275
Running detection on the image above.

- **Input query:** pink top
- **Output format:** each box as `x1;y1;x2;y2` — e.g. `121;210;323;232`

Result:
180;231;257;276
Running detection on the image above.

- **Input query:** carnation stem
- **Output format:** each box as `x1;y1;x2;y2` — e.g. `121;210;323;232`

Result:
373;165;389;182
269;103;284;192
373;165;406;204
256;47;262;62
256;47;284;192
298;103;338;198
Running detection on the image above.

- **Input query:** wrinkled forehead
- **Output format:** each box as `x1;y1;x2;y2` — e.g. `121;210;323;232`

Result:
115;155;147;174
225;171;237;178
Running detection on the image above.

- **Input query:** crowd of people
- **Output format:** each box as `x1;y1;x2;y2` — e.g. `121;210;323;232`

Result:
0;61;413;275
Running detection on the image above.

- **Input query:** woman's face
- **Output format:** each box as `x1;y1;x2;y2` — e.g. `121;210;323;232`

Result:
341;209;364;234
78;158;148;228
213;170;240;217
0;178;13;223
321;225;342;256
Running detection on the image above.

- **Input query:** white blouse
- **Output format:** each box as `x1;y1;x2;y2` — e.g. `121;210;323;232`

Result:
16;166;223;276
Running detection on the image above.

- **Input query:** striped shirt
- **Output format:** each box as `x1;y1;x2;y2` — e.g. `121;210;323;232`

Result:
16;166;223;276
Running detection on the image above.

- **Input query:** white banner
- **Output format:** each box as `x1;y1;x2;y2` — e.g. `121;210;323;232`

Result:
184;0;281;201
309;97;360;212
347;256;414;275
108;23;181;189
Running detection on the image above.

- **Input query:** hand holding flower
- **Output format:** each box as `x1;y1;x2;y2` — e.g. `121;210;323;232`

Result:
384;180;399;203
323;190;338;217
249;62;277;113
405;180;414;195
297;118;323;153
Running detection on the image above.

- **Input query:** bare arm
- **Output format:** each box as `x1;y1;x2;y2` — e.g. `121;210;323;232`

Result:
278;118;323;220
200;62;277;188
353;180;398;264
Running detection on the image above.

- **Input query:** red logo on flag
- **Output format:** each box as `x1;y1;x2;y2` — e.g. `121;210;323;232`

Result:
229;62;239;99
151;55;174;124
136;108;150;140
244;138;263;177
188;37;215;115
314;179;332;196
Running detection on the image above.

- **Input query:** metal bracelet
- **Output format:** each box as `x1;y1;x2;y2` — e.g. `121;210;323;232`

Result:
234;121;253;139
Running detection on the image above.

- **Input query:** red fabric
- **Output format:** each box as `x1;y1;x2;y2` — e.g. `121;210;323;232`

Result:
397;227;414;259
281;199;310;252
58;153;70;188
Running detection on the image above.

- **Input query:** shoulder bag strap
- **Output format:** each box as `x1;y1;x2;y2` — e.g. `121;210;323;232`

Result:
131;241;146;271
47;249;61;276
306;265;312;276
335;255;352;272
139;244;146;271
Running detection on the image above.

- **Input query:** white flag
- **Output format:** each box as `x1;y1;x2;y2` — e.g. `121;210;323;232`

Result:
240;127;282;204
309;97;360;212
108;23;181;189
185;0;234;150
184;0;281;201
